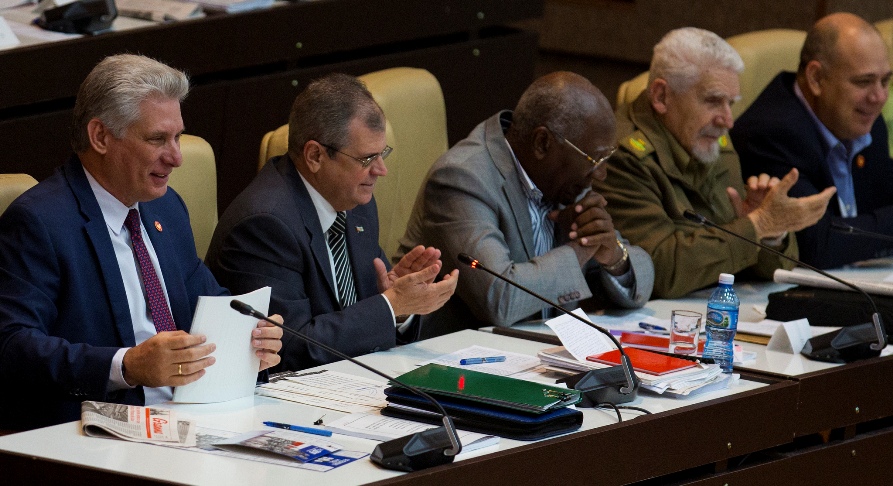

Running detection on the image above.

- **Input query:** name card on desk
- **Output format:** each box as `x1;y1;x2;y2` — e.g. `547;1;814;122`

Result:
0;17;21;50
767;318;811;354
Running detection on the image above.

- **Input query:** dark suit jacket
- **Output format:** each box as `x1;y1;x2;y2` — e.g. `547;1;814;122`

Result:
731;72;893;268
205;155;397;371
0;156;225;430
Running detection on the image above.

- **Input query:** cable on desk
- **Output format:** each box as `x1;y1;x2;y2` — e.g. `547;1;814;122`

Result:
594;403;652;422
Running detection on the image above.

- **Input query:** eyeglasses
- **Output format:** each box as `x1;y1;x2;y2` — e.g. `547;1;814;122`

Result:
561;137;617;171
317;141;393;168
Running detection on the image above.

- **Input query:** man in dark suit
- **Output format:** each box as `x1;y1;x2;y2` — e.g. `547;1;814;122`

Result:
206;73;458;371
732;13;893;268
0;54;283;431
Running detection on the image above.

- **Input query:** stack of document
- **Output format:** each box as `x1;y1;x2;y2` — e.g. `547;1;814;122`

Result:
255;369;387;413
538;346;725;397
325;412;499;454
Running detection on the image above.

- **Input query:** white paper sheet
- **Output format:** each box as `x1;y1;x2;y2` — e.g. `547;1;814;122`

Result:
172;287;270;403
545;308;615;361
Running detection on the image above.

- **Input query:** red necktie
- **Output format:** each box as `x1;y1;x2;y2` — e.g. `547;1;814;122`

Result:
124;209;177;333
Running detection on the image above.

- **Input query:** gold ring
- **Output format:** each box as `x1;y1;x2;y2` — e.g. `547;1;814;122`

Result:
178;364;182;375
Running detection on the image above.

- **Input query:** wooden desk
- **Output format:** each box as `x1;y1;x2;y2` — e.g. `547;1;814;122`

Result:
0;0;542;213
488;265;893;484
0;330;796;485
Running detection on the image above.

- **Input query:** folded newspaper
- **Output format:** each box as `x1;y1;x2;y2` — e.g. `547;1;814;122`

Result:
80;401;196;447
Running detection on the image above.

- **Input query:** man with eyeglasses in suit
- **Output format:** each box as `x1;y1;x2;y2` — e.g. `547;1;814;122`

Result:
206;73;457;371
396;71;654;338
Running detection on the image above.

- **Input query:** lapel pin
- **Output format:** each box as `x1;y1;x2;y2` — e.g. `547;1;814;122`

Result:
856;155;865;169
154;221;163;232
355;226;364;233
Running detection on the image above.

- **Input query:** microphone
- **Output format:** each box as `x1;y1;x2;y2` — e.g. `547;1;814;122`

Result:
682;210;887;362
830;221;893;243
229;300;461;472
456;253;639;407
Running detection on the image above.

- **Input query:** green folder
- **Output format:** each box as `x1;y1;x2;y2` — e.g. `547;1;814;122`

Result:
392;364;581;413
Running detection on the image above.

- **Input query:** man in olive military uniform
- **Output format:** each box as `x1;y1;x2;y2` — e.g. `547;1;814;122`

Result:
593;27;836;298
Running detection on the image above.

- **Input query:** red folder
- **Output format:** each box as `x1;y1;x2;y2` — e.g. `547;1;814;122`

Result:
619;332;706;354
586;347;697;375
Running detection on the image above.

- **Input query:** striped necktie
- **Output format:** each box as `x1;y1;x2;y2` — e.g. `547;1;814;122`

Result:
124;208;177;333
327;211;357;308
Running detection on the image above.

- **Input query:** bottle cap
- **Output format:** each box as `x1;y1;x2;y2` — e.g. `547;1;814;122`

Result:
718;273;734;285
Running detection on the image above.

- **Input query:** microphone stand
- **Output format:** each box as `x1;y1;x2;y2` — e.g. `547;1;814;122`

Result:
683;210;887;361
457;253;639;406
229;300;461;472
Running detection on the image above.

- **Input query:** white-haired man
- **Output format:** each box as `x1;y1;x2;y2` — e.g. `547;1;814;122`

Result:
593;27;836;298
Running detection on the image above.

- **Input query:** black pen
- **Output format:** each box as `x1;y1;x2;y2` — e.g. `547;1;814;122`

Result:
647;349;716;365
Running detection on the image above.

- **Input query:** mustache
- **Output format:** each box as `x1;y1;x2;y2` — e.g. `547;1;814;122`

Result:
699;126;728;139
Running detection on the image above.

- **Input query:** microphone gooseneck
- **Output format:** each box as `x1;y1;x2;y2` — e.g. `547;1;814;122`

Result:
830;221;893;243
229;300;462;471
457;253;638;402
683;210;887;353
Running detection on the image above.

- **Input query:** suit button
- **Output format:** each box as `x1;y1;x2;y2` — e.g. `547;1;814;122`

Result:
372;346;381;352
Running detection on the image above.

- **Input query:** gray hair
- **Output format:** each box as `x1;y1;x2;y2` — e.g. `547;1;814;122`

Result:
511;71;613;143
649;27;744;93
71;54;189;153
288;73;385;159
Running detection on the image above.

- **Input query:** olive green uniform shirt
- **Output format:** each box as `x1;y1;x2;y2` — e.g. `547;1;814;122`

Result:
593;93;796;299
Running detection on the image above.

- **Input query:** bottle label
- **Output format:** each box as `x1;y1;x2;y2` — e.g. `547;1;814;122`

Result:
706;309;737;329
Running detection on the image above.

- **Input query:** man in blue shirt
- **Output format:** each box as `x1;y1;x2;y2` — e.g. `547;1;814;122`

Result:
732;13;893;268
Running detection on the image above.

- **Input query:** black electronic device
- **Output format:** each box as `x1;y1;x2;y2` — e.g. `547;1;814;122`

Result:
36;0;118;36
456;253;639;406
683;209;887;363
229;300;461;472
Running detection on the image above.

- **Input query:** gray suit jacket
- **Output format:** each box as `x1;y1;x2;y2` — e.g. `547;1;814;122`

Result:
398;111;654;338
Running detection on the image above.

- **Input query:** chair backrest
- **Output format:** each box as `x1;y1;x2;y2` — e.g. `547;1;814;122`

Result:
257;67;449;259
0;174;38;215
876;18;893;157
615;29;807;120
615;71;649;108
726;29;807;118
168;134;217;259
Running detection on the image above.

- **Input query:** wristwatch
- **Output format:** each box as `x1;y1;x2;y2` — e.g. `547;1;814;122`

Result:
603;239;629;272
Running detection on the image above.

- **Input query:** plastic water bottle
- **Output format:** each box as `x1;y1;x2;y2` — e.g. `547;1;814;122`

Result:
703;273;739;373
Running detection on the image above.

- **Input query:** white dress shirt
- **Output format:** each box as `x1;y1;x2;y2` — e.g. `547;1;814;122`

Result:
84;169;173;405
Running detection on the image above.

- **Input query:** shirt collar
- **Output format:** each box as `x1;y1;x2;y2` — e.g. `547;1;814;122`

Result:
794;81;872;157
83;167;138;236
297;171;338;232
501;113;546;204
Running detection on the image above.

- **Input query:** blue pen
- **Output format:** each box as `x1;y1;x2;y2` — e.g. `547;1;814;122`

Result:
459;356;506;365
639;322;669;334
263;421;333;437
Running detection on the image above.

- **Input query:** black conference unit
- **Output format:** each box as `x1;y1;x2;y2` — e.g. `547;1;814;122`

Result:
0;0;542;213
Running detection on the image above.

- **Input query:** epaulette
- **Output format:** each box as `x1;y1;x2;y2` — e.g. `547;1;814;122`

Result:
718;134;734;152
619;131;655;159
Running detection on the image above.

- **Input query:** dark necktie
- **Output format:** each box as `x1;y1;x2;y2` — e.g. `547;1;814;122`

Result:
327;211;357;308
124;209;177;333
